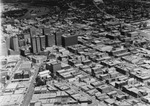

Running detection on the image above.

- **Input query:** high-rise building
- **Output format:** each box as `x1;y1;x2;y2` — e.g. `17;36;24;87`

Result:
45;34;55;47
36;36;41;53
43;28;51;35
10;36;19;51
24;33;31;45
50;61;61;77
40;35;46;51
55;31;63;46
30;27;37;37
43;28;55;47
31;36;37;53
62;34;78;47
1;41;8;56
5;37;10;50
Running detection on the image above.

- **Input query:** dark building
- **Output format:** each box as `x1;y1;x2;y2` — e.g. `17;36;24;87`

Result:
20;48;26;56
46;61;61;77
43;28;51;35
10;36;19;51
51;61;61;77
20;46;30;56
30;36;37;53
62;34;78;47
40;35;46;50
55;31;63;46
45;34;55;47
14;69;31;79
36;36;41;53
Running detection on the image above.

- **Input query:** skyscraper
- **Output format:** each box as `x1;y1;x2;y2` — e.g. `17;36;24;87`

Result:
10;36;19;51
45;34;55;47
55;31;63;46
31;36;37;53
40;35;46;51
36;36;41;53
43;28;51;35
50;61;61;78
30;27;37;37
62;34;78;47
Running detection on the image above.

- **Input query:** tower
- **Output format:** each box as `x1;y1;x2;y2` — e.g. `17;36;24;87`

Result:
31;36;37;53
43;28;51;35
30;27;37;37
10;36;19;51
51;61;61;78
40;35;46;51
36;36;41;53
55;31;63;46
45;34;55;47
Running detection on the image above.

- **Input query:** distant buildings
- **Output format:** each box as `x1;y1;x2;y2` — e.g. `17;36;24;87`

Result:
29;27;78;54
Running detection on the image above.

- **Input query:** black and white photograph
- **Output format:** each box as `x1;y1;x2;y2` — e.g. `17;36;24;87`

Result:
1;0;150;106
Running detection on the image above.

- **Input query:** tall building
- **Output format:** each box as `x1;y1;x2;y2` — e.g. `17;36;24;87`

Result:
40;35;46;51
31;36;37;53
36;36;41;53
1;42;8;56
51;61;61;77
30;27;37;37
55;31;63;46
5;37;10;50
62;34;78;47
45;34;55;47
43;28;51;35
43;28;55;47
10;36;19;51
24;33;31;45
